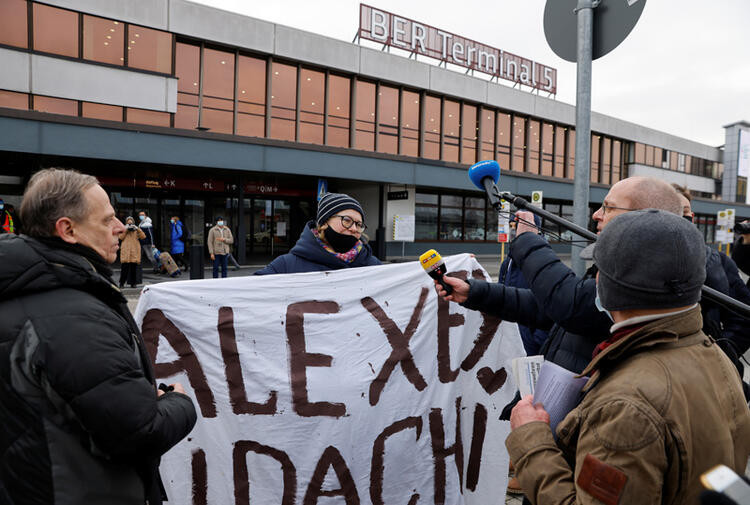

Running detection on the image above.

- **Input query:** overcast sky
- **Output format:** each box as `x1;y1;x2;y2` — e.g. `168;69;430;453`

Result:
191;0;750;147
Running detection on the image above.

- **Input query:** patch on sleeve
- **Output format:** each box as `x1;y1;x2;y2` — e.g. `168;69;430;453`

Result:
576;453;627;505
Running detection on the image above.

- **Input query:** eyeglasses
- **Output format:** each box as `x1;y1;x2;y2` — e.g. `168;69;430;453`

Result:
600;204;637;215
331;214;366;232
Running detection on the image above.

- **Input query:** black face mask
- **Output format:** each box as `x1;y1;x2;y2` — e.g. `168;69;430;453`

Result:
684;215;694;223
324;227;359;253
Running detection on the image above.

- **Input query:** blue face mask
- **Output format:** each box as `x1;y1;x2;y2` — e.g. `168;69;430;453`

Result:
139;215;145;221
0;204;4;210
594;286;614;322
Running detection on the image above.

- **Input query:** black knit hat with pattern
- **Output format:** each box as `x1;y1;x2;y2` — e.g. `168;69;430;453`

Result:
316;193;364;227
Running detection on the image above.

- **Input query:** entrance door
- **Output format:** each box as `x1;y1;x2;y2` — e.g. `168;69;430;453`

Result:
252;199;273;256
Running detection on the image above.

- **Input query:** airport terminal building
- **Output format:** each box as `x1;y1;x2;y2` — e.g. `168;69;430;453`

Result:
0;0;748;262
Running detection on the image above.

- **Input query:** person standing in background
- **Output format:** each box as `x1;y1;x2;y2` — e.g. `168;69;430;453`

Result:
118;216;146;288
208;216;233;278
138;210;159;273
170;215;188;271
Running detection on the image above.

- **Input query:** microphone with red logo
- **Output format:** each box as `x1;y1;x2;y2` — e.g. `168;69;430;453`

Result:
419;249;453;295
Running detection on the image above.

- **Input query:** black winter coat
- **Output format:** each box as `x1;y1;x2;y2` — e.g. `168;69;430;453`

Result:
732;237;750;279
463;233;611;374
254;221;381;275
0;234;197;505
704;246;750;356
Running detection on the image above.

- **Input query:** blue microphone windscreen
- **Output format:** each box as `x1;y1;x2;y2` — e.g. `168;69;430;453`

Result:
468;160;500;190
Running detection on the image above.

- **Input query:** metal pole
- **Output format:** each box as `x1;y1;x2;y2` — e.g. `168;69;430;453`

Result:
571;0;597;276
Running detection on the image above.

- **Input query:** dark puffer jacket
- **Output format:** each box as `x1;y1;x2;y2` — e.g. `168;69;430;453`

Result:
254;220;381;275
732;237;750;280
0;234;197;505
464;233;611;374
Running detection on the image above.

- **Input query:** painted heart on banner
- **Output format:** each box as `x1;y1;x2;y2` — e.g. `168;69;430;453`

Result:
476;367;507;395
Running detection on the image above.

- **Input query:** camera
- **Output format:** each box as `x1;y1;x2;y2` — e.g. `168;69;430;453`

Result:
127;224;137;231
734;221;750;235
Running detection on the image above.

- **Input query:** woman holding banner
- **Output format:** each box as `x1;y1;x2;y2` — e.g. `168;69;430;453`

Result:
254;193;380;275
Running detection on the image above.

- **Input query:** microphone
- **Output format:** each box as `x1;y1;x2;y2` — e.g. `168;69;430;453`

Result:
419;249;453;295
468;160;501;208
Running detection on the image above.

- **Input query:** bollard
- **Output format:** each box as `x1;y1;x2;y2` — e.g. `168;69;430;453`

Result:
190;244;204;279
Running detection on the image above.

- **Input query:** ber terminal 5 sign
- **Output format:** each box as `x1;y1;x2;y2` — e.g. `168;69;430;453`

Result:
359;4;557;94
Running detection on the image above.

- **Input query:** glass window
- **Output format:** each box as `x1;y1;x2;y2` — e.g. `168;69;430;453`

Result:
442;100;460;163
415;193;438;240
541;122;554;176
612;140;622;183
512;116;525;172
82;102;122;120
567;128;576;179
440;195;462;240
270;62;297;141
83;15;123;66
669;151;678;171
645;145;655;166
175;42;200;130
201;48;234;134
480;108;495;161
237;54;266;138
126;107;170;127
377;85;398;154
600;137;611;185
590;134;601;183
127;25;172;74
33;95;78;116
0;90;28;110
496;112;511;170
634;143;645;164
326;74;350;148
423;95;441;160
354;80;375;150
527;119;540;174
554;126;565;178
464;197;485;241
656;147;666;168
0;0;28;48
33;3;79;58
401;90;419;157
299;68;324;144
461;104;477;164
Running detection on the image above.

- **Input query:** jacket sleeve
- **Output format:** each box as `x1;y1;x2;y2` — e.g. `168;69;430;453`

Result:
137;228;146;240
718;253;750;355
461;279;554;330
253;256;285;275
37;307;197;460
511;233;611;335
224;229;234;245
506;401;668;505
731;237;750;277
206;228;215;255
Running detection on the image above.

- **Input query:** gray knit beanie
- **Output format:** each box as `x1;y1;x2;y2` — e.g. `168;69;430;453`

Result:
316;193;365;227
594;209;705;311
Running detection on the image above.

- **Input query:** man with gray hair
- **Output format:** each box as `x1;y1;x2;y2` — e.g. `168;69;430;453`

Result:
0;168;197;504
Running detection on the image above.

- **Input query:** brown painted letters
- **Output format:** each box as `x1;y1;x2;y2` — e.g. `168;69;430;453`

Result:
141;309;217;418
429;397;463;505
218;307;278;415
286;301;346;417
303;446;360;505
370;417;423;505
362;288;429;406
233;440;297;505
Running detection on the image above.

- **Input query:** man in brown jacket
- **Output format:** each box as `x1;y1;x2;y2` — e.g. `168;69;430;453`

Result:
207;215;233;278
506;210;750;505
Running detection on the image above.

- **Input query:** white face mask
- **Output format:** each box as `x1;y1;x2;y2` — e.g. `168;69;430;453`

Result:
594;285;614;322
217;221;224;226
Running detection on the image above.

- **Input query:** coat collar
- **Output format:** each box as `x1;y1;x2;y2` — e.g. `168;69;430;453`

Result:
580;306;704;388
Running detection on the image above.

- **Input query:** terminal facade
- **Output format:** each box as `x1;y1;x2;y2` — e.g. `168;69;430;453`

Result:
0;0;748;262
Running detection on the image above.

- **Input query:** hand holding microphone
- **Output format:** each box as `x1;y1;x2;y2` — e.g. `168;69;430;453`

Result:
420;249;470;303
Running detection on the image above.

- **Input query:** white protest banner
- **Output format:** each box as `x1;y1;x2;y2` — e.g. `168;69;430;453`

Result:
134;255;524;505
